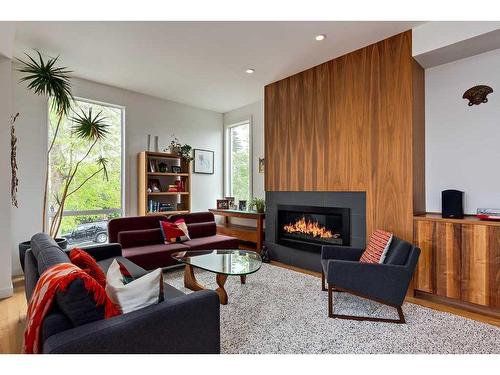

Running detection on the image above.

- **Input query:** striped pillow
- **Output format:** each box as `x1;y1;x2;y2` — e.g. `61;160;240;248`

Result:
359;229;393;264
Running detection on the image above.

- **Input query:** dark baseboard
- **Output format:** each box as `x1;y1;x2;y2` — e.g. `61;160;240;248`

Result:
414;291;500;319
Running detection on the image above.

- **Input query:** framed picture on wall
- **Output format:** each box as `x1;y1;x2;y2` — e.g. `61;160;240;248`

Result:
193;149;214;174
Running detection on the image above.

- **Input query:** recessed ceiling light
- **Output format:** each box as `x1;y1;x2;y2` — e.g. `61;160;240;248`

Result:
315;34;326;41
246;68;255;74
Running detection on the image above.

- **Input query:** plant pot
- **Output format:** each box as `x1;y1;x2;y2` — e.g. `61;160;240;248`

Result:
18;237;68;272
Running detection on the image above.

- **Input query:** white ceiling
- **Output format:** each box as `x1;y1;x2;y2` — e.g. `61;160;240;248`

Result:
13;21;421;113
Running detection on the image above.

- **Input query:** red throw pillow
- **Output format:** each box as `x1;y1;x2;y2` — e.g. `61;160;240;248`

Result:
159;219;191;243
69;248;107;288
359;229;393;264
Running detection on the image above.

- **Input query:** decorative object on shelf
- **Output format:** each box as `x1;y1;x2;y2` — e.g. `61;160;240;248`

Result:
10;112;20;208
154;135;160;152
193;148;214;174
158;162;168;173
171;166;182;173
174;180;186;192
217;199;229;210
476;208;500;221
168;183;179;192
176;203;184;211
225;196;235;209
462;85;493;106
147;134;151;151
148;158;157;172
259;157;265;173
238;200;247;211
149;179;161;193
249;198;266;213
166;135;193;162
159;203;175;212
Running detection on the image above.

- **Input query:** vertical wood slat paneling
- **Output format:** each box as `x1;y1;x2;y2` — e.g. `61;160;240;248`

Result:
414;220;435;293
414;217;499;309
264;31;421;242
488;227;500;308
462;224;489;306
435;223;461;299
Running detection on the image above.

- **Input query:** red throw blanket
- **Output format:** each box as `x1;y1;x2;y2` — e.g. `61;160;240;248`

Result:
24;263;120;354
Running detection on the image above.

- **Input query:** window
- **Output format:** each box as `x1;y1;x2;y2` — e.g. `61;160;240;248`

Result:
225;121;252;203
48;98;124;246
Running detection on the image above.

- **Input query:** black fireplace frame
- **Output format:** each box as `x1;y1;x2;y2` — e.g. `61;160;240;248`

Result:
276;204;351;252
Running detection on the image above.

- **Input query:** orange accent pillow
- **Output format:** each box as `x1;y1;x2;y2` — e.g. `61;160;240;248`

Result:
359;229;393;264
69;248;107;288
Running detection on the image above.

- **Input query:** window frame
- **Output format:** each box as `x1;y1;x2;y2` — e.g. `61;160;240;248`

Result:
224;119;253;202
46;96;126;228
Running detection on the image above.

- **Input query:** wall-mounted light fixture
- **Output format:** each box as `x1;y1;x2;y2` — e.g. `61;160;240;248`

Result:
462;85;493;106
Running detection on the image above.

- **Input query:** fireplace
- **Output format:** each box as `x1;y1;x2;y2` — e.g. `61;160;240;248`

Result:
277;205;350;252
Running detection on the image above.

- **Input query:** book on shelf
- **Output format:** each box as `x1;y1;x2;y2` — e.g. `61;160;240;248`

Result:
148;200;177;214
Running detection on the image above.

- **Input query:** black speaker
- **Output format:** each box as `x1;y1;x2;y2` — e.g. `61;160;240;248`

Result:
442;190;464;219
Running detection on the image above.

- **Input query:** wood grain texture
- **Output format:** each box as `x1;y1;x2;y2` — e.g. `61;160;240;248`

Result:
414;220;435;293
414;218;499;311
264;31;424;242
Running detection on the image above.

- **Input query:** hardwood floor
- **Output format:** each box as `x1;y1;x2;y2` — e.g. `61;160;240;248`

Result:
0;277;26;354
1;263;497;354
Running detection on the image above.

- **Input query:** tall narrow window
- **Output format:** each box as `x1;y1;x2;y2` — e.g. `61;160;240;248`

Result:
48;98;124;246
226;121;251;202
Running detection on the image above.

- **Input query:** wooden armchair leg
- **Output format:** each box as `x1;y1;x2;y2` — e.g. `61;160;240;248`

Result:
328;284;333;317
321;269;327;291
327;285;406;324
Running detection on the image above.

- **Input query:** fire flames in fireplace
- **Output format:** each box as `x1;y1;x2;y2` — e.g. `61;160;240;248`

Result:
283;217;339;240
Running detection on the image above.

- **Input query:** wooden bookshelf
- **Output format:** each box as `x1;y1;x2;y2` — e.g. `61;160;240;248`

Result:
138;151;191;216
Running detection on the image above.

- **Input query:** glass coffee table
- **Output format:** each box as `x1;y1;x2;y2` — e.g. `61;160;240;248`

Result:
171;250;262;305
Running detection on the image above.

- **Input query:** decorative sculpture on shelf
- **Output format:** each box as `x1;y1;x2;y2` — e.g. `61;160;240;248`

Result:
462;85;493;106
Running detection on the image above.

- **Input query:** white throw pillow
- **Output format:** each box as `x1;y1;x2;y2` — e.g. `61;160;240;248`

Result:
105;259;164;314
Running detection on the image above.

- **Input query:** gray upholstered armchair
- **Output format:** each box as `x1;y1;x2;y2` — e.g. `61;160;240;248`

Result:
320;237;420;324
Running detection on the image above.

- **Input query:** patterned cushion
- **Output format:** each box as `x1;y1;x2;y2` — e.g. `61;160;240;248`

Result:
105;259;164;314
159;219;191;243
117;260;135;284
359;229;393;264
69;248;107;288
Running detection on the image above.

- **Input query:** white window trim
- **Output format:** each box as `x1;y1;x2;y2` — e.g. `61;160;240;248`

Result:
46;96;126;226
223;118;253;201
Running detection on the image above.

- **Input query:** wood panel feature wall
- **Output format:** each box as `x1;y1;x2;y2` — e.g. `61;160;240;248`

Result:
414;215;500;315
264;31;424;241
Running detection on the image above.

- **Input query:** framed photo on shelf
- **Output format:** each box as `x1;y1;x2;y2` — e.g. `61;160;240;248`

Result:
193;149;214;174
148;179;161;193
217;199;229;210
171;165;182;173
238;200;247;211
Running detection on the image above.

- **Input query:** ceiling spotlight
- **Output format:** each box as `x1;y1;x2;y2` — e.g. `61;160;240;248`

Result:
315;34;326;41
246;68;255;74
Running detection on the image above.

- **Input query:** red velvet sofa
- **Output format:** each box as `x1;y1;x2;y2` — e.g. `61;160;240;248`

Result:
108;212;239;269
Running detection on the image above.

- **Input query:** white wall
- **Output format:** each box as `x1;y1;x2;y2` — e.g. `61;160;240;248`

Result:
11;67;223;275
413;21;500;57
0;56;13;298
426;48;500;214
223;100;265;199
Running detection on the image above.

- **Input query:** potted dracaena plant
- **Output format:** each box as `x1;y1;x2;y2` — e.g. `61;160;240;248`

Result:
17;51;110;262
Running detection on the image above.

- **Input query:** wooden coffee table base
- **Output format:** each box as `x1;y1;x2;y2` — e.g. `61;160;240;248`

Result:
183;264;246;305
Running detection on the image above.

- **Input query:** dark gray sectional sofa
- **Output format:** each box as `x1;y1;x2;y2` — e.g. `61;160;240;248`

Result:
24;233;220;354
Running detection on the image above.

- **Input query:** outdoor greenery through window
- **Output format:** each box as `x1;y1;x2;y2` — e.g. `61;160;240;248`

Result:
48;98;123;246
227;122;251;203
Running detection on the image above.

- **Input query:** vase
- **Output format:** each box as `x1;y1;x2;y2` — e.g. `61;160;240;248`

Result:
147;134;151;151
154;136;159;152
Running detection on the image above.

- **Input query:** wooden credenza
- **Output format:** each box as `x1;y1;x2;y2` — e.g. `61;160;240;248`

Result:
413;214;499;317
